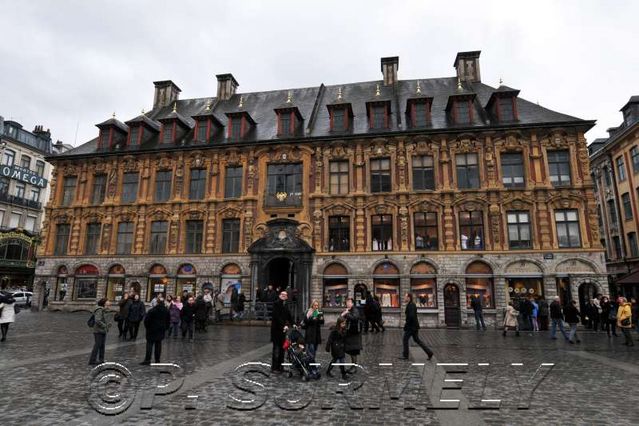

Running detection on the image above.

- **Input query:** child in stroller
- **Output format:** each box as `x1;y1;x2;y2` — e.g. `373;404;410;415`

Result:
284;325;321;381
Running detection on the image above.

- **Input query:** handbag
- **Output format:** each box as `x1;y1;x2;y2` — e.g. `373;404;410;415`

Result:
621;318;631;327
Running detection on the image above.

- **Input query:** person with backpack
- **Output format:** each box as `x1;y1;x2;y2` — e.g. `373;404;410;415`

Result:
0;292;17;342
341;297;362;370
471;295;486;331
140;296;170;365
564;300;581;344
88;298;112;365
127;293;146;340
325;317;348;380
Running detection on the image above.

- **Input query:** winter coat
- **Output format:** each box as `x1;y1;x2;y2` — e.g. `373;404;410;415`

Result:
617;303;633;328
214;293;224;311
169;302;181;323
404;301;420;332
549;301;564;320
0;301;16;324
503;306;519;328
304;309;324;346
564;305;580;324
325;328;346;359
601;301;612;319
144;303;170;341
181;302;196;323
538;300;549;317
343;307;362;352
592;299;602;314
270;299;292;345
92;306;110;334
470;297;483;312
236;293;246;312
127;300;146;322
194;297;208;321
119;298;132;319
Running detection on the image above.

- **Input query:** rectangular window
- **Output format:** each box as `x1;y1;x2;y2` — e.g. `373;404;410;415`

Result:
197;120;208;142
455;100;471;124
121;172;139;203
91;174;106;205
629;233;639;257
15;183;25;199
616;156;627;182
54;223;70;255
328;216;350;251
85;223;101;255
507;211;532;249
613;236;622;259
222;219;241;253
129;127;139;146
371;105;387;129
498;97;515;121
0;210;4;225
224;166;243;199
372;214;393;251
278;112;292;136
632;146;639;174
555;210;581;248
331;107;347;131
230;117;242;139
414;212;438;250
116;222;134;254
548;150;571;186
622;192;633;220
154;170;173;202
604;167;612;187
0;177;8;195
3;150;15;166
163;123;174;144
189;169;206;200
501;152;525;188
608;199;619;226
370;157;391;193
25;215;36;232
266;163;303;206
329;161;349;195
412;102;429;127
459;211;484;250
185;220;203;254
36;160;45;176
149;221;168;255
9;212;21;228
30;187;40;202
61;176;77;206
456;153;479;189
412;155;435;190
20;155;31;170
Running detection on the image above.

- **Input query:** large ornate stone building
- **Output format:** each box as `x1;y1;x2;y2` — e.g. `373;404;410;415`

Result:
34;52;606;327
589;95;639;303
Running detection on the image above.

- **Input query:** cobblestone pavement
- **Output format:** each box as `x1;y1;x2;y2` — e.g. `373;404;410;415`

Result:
1;311;638;425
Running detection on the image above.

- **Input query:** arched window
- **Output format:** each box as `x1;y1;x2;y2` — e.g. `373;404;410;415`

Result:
373;262;400;308
107;264;126;301
465;261;494;308
176;264;196;296
148;264;168;301
0;239;30;261
220;263;241;307
410;262;437;308
74;264;99;300
55;265;68;301
323;263;348;308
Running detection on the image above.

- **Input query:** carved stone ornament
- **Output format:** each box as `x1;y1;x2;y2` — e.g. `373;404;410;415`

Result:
190;152;205;168
122;156;138;172
156;155;172;170
107;169;118;198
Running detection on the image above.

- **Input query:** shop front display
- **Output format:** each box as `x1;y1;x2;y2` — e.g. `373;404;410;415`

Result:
322;263;349;308
106;264;126;301
147;264;168;301
73;264;99;301
373;262;401;308
410;262;437;309
176;263;197;296
464;261;494;308
507;277;543;304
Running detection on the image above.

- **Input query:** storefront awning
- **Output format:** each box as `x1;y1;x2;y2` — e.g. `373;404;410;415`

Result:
616;270;639;285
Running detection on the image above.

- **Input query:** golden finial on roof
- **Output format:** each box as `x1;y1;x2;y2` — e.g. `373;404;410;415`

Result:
238;96;244;108
416;80;422;94
112;112;116;118
375;83;381;97
141;108;145;115
172;102;177;113
205;101;211;112
286;91;293;104
337;87;343;101
499;77;503;85
457;77;463;91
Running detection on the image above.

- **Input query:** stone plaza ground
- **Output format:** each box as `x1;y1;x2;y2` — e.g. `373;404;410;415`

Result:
1;311;638;425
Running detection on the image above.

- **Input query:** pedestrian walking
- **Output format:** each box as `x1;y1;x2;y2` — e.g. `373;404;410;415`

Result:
116;293;131;338
592;297;602;331
617;297;634;346
399;293;434;360
168;295;182;337
471;294;487;331
140;296;170;365
234;291;246;320
503;301;520;336
304;300;324;361
564;300;581;344
271;290;292;373
531;298;539;331
127;293;146;340
631;297;639;335
214;290;224;322
203;288;213;322
341;297;362;369
538;297;549;331
194;295;208;332
325;317;348;380
601;296;615;337
181;296;196;340
549;296;569;340
0;292;17;342
88;298;111;365
364;292;375;333
372;295;385;332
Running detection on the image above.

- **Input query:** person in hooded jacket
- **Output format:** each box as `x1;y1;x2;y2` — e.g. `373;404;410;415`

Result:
325;317;348;380
194;295;208;332
88;298;111;365
127;293;146;340
140;296;171;365
617;297;634;347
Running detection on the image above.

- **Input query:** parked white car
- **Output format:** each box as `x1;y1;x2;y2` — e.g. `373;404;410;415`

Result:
10;290;33;307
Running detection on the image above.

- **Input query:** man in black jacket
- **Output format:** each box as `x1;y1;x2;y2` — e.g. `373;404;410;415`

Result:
399;293;434;360
140;297;170;365
181;296;196;340
470;295;487;331
549;296;569;341
270;290;292;373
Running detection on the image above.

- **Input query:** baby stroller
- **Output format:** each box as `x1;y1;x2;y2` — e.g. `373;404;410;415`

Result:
284;325;320;381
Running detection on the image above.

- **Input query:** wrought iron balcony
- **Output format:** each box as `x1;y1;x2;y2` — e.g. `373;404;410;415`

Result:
264;192;302;208
0;191;42;210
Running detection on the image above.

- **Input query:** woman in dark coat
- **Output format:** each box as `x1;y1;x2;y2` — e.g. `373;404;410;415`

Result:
141;297;170;365
194;295;208;332
304;300;324;361
270;291;292;373
564;300;581;344
117;293;131;338
341;297;362;368
127;293;146;340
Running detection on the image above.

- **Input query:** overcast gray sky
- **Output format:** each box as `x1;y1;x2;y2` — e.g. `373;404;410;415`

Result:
0;0;637;147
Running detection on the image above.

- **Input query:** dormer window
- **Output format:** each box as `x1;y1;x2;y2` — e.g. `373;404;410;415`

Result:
162;122;175;144
196;119;209;142
128;126;140;146
226;112;254;140
278;111;293;136
327;103;353;132
407;98;433;128
498;97;516;121
454;100;472;124
99;129;111;149
485;88;520;123
367;101;390;130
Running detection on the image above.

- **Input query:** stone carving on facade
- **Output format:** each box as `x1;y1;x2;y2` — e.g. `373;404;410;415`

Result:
168;215;180;252
121;156;138;172
100;223;112;253
589;212;600;242
504;260;543;274
314;146;323;192
450;136;480;153
243;210;254;249
399;206;409;246
225;149;241;165
175;163;184;197
107;169;118;199
188;151;205;168
540;131;571;149
155;155;172;171
246;152;256;192
489;203;501;246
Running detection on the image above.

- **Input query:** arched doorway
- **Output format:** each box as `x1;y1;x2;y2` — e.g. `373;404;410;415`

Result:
444;283;461;328
148;264;168;301
578;282;598;324
267;257;294;292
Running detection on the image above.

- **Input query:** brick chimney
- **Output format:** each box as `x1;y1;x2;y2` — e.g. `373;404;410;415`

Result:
153;80;181;109
454;51;481;83
216;74;239;101
381;56;399;86
33;125;51;141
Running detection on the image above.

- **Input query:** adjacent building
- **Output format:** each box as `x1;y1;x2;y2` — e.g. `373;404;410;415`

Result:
34;51;606;327
589;96;639;302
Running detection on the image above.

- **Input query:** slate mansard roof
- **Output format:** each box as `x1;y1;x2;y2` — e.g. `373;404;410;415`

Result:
62;64;593;158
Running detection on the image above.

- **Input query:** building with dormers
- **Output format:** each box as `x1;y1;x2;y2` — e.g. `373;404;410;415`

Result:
34;51;606;327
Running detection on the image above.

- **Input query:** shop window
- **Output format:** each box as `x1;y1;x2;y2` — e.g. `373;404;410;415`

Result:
55;266;68;301
465;261;494;308
220;263;242;306
353;282;368;308
507;278;543;303
176;264;197;297
107;264;126;302
323;263;348;308
148;264;168;302
74;264;99;300
410;262;437;308
373;262;400;308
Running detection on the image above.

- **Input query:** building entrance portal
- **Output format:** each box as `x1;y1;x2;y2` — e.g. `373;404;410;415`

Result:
267;257;294;292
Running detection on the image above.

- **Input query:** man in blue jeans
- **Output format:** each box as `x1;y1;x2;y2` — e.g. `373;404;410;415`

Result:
549;296;569;340
471;295;487;330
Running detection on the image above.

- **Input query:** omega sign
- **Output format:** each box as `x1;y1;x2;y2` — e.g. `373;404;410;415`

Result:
0;165;48;188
